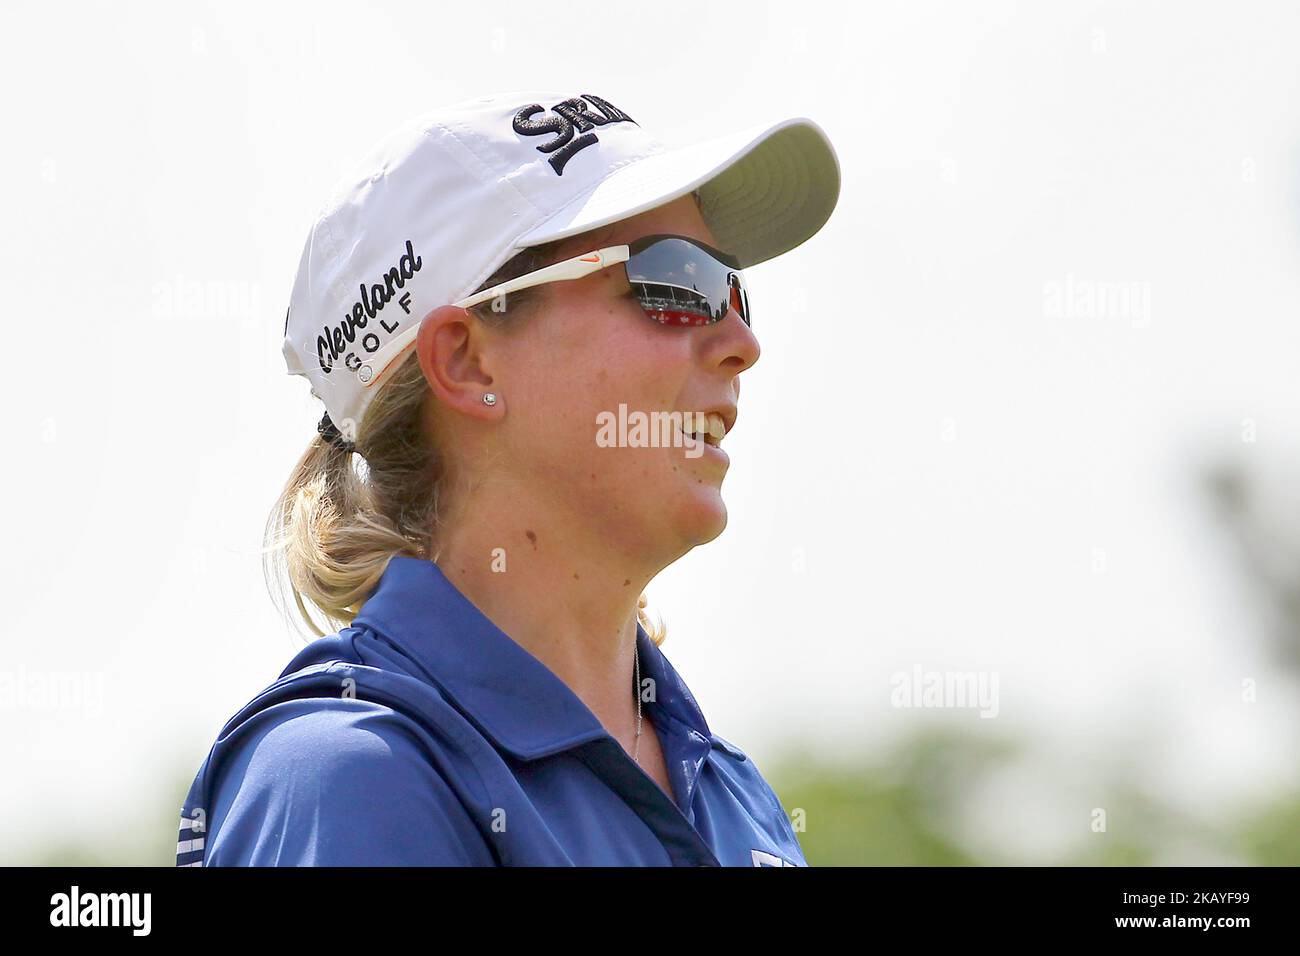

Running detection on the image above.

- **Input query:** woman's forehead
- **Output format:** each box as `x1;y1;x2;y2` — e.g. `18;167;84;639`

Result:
552;193;714;259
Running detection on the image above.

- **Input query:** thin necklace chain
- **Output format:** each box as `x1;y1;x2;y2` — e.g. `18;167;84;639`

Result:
632;640;642;763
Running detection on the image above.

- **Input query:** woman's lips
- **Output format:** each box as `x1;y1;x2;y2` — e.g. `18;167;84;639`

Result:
675;422;729;467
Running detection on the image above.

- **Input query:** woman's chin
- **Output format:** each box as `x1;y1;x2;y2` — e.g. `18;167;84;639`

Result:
673;491;728;546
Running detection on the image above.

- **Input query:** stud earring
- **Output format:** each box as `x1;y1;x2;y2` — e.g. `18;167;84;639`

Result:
482;392;497;406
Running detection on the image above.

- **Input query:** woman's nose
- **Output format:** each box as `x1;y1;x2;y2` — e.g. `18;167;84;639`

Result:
706;303;760;375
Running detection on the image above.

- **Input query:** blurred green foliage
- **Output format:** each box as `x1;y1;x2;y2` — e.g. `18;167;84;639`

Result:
765;734;1300;867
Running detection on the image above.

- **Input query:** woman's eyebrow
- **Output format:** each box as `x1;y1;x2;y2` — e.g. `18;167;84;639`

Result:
546;226;623;272
589;226;620;250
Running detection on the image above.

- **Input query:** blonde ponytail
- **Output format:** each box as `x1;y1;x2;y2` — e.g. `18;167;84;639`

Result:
263;349;440;638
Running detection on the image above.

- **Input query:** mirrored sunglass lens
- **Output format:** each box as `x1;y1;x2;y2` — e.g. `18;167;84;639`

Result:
627;238;738;326
635;284;717;326
728;274;752;327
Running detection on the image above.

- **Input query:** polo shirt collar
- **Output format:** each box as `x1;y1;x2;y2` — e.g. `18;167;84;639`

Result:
350;556;713;761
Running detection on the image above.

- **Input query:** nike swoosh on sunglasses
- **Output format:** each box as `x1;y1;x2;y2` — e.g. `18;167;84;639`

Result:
361;234;752;391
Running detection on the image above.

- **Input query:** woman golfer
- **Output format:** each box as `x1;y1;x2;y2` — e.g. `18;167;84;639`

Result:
176;90;840;866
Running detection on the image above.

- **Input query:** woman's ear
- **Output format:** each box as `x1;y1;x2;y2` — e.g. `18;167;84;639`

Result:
415;305;501;419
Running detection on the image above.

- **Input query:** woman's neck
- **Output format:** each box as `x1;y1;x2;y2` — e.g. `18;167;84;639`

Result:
429;485;657;744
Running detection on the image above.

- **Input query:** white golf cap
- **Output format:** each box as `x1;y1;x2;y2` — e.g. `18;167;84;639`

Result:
283;90;841;442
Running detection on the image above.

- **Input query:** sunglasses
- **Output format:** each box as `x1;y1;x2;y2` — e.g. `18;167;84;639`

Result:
361;234;751;392
460;232;750;327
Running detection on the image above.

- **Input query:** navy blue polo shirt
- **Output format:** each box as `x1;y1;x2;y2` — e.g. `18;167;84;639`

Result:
176;556;806;866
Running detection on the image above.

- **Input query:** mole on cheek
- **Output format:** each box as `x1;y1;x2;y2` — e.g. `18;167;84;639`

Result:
525;529;537;549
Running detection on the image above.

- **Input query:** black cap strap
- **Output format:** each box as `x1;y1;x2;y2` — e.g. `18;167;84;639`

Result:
317;412;356;454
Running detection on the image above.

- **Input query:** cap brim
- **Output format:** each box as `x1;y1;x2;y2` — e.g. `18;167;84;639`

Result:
515;117;840;270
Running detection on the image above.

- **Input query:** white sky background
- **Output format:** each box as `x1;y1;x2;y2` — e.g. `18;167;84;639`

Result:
2;0;1298;863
